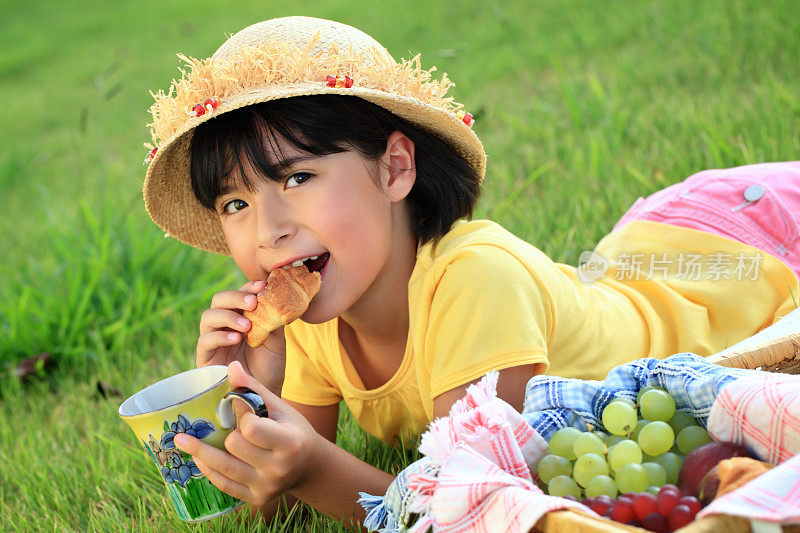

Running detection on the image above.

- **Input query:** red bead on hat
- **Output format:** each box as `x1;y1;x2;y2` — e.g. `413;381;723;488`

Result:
326;75;354;88
204;97;221;112
456;110;474;128
143;147;158;166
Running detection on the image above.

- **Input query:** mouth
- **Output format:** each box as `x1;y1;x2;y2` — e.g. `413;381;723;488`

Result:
302;252;330;274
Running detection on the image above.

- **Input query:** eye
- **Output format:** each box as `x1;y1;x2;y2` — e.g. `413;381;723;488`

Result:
285;172;312;189
222;199;248;214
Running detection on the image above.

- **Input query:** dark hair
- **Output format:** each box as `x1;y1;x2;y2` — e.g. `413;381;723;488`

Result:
189;95;482;247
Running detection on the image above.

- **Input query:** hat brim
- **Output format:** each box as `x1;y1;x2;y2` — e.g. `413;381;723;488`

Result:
143;83;486;255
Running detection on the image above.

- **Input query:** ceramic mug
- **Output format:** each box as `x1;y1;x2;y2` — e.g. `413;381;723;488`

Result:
118;365;267;522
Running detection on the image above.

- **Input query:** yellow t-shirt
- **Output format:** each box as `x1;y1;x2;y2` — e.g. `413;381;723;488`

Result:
282;219;799;443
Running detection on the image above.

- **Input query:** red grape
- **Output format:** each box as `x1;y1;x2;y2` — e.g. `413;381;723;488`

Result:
657;489;680;516
596;495;614;507
618;495;635;505
611;499;634;524
668;504;694;530
633;492;658;521
563;494;579;502
591;499;612;516
678;495;701;516
659;484;681;497
642;512;669;532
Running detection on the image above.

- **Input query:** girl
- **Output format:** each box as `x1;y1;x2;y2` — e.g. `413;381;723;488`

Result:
141;16;800;527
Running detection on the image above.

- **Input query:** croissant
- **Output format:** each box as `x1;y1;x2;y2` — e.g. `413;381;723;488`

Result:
243;265;322;348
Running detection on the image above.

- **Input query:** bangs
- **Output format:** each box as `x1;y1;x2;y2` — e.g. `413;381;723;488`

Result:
190;98;355;210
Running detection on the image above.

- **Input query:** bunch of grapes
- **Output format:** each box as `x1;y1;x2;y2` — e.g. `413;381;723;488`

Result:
537;386;713;531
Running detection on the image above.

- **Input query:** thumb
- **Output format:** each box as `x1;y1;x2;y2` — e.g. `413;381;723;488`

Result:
227;360;287;419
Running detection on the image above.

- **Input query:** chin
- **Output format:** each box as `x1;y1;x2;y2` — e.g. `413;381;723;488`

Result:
299;303;336;325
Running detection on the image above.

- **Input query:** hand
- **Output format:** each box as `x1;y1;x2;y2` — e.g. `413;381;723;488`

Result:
197;280;287;396
174;361;322;507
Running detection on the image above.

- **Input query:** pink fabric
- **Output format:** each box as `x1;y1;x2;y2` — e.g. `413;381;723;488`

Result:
416;372;548;479
406;372;590;532
696;452;800;523
707;373;800;464
691;372;800;523
612;161;800;279
407;444;593;533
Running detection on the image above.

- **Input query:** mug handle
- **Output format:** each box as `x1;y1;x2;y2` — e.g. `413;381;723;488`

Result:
217;387;269;429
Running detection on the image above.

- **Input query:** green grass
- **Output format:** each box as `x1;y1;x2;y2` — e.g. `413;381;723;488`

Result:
1;0;799;530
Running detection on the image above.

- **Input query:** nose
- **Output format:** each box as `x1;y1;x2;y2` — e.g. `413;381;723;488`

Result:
253;193;295;248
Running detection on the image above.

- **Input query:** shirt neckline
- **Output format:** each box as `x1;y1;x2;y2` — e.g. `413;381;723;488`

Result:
332;317;414;399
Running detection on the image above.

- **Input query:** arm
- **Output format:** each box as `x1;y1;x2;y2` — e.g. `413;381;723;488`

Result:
432;363;543;418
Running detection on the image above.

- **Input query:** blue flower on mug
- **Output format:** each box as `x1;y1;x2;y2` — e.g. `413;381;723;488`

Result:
160;454;202;487
161;414;215;450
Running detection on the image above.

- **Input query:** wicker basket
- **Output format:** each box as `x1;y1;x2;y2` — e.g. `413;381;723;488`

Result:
535;307;800;533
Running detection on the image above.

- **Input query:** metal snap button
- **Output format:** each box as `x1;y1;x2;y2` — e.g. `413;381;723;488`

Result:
744;184;765;202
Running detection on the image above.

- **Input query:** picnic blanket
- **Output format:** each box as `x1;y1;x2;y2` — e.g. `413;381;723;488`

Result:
358;354;800;532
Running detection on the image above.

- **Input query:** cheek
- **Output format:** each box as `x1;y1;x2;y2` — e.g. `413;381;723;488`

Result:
222;225;262;280
323;187;391;256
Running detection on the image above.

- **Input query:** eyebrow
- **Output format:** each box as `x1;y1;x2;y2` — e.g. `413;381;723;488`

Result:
217;155;321;196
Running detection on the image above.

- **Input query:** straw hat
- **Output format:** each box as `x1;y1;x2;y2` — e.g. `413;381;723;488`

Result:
143;16;486;255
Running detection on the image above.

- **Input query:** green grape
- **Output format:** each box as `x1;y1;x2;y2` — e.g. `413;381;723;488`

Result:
637;385;659;404
602;401;637;436
585;475;618;498
537;454;573;484
615;463;649;494
637;421;675;456
639;389;676;422
548;474;582;498
573;432;605;457
605;434;626;449
642;462;667;487
607;439;642;472
652;452;683;485
609;396;636;409
572;453;609;487
668;411;698;435
631;419;650;441
549;427;581;460
677;426;712;455
592;430;609;441
645;485;661;497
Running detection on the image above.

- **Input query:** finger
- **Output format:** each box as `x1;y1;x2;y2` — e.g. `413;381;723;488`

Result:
174;434;257;488
193;457;254;503
239;279;267;293
196;331;242;366
199;308;252;335
235;410;285;449
227;361;290;428
224;426;275;467
209;290;259;313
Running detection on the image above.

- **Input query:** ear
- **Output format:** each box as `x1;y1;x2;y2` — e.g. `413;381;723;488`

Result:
381;130;416;202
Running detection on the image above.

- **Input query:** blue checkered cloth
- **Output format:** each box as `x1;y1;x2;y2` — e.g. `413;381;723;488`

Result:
522;353;757;441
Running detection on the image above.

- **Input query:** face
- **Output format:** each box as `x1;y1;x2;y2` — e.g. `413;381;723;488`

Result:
215;134;412;324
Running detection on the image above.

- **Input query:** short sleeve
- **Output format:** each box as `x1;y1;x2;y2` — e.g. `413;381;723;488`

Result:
426;245;552;399
281;323;343;406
